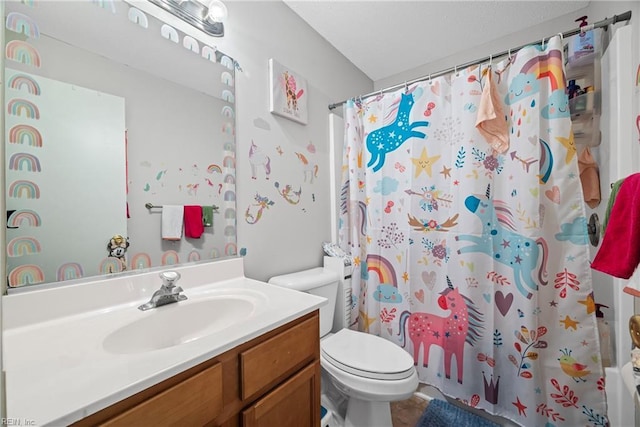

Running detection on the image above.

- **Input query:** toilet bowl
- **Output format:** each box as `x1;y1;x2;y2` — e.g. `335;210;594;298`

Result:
269;267;418;427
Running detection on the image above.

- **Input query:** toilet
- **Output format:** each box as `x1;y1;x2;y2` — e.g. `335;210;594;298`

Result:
268;267;418;427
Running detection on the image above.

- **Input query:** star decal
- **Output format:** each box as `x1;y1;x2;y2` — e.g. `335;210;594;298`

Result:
353;256;361;266
581;340;589;346
368;114;377;123
514;255;522;264
566;255;575;262
440;165;452;179
512;396;527;416
549;300;558;307
556;129;576;164
358;310;376;332
535;387;541;394
501;240;511;248
411;147;441;178
560;315;579;330
578;293;595;314
366;235;372;244
402;271;409;283
453;180;460;186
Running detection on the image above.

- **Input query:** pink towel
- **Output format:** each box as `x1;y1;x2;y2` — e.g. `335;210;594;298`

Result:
184;205;204;239
591;173;640;278
475;69;509;154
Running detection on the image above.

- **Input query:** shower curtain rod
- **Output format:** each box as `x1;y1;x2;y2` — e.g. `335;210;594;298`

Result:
328;10;632;111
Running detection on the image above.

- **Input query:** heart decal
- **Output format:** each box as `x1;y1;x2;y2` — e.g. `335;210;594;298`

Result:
422;271;436;290
545;186;560;204
430;80;440;96
495;291;514;317
415;289;425;303
387;327;393;335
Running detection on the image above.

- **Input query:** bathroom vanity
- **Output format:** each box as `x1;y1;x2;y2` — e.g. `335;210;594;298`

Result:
2;258;325;426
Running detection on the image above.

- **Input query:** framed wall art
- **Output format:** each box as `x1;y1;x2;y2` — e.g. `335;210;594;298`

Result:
269;58;308;125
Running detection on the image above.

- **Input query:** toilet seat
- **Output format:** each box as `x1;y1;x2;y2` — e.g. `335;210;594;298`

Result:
321;329;415;380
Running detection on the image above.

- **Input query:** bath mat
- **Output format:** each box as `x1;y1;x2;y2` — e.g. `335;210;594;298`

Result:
415;398;500;427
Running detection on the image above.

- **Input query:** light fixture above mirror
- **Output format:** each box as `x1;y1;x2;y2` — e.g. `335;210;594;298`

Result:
148;0;227;37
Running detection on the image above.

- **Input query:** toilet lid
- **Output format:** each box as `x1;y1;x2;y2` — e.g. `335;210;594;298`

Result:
321;329;415;380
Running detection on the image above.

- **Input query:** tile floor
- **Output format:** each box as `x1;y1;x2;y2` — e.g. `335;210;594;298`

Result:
390;395;429;427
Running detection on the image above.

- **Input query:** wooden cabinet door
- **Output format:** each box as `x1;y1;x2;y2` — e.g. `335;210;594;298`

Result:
242;362;320;427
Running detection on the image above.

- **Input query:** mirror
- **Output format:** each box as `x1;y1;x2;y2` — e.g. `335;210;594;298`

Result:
4;0;237;289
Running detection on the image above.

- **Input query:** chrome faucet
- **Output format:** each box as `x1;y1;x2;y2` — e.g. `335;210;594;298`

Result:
138;271;187;311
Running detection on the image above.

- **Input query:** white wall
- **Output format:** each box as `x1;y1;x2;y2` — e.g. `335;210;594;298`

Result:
217;1;372;281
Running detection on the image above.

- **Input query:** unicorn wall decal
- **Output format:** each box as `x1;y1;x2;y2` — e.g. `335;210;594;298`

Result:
295;152;318;183
366;92;429;172
456;184;548;299
249;140;271;180
398;277;483;384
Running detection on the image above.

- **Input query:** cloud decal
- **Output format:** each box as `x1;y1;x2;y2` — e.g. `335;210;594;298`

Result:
555;216;588;245
505;73;540;105
374;177;399;195
541;89;570;119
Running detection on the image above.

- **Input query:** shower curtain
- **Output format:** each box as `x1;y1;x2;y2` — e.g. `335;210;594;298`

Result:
338;36;608;426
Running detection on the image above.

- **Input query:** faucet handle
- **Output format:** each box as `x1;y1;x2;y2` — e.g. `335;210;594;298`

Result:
159;271;181;288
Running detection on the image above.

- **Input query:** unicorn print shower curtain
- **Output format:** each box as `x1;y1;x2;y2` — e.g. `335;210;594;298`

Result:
338;36;608;426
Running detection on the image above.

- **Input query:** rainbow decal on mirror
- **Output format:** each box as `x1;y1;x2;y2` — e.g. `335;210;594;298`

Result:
223;174;235;184
7;98;40;119
130;252;152;270
223;190;235;202
365;254;398;287
8;73;41;95
224;225;235;237
160;24;179;43
99;257;123;274
221;90;235;103
7;236;41;257
220;55;233;70
9;264;44;287
8;209;41;227
221;71;233;86
188;250;201;262
127;7;148;28
225;242;237;256
91;0;116;13
20;0;36;8
6;12;40;38
211;248;220;259
223;156;235;168
5;40;41;68
202;45;216;62
223;142;234;151
9;124;42;147
207;164;222;174
9;180;40;199
161;250;180;266
224;208;236;220
221;122;234;135
57;262;84;281
183;35;199;54
221;105;234;118
9;152;41;172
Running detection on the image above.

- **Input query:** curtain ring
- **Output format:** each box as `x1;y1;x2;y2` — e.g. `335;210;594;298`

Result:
508;48;512;60
454;65;458;76
489;54;493;67
428;73;432;85
404;81;408;93
557;32;564;42
541;37;546;49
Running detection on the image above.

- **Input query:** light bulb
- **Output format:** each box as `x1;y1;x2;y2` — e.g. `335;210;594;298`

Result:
206;0;227;23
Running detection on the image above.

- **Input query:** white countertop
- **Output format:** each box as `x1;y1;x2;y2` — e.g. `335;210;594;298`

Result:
2;258;326;426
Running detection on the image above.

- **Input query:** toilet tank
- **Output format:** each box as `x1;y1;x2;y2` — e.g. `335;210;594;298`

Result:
268;267;338;337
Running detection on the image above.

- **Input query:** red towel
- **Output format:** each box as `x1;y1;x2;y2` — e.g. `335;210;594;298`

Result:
183;205;204;239
591;173;640;278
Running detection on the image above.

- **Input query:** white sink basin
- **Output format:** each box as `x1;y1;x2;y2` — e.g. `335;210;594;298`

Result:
103;296;256;354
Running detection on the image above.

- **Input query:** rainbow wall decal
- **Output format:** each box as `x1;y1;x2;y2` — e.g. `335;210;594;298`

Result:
221;105;234;118
221;71;234;86
127;7;148;28
9;152;41;172
221;90;235;103
225;243;237;256
224;225;236;237
8;209;41;227
223;174;235;184
7;98;40;119
20;0;36;8
221;122;234;135
183;35;199;54
5;40;41;68
220;55;233;70
99;257;123;274
223;156;235;168
188;250;201;262
9;264;44;287
8;73;41;95
223;142;235;152
211;248;220;259
223;190;236;201
7;236;41;257
224;208;236;219
636;64;640;87
57;262;84;281
6;12;40;38
9;124;42;147
207;164;222;174
202;45;216;62
161;250;180;266
366;254;397;287
91;0;116;13
9;180;40;199
130;252;152;269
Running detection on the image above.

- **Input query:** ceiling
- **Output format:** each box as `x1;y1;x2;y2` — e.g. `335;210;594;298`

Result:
283;1;590;82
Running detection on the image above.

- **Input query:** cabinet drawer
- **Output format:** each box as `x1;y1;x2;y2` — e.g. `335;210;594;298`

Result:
102;362;223;426
240;315;319;400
